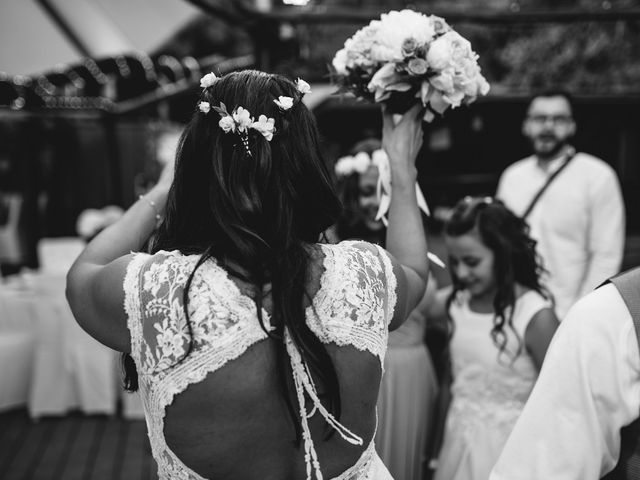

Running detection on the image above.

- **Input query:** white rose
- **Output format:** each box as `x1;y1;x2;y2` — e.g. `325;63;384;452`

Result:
296;78;311;94
377;10;435;55
335;156;354;177
443;90;465;108
352;152;372;173
273;96;294;110
199;72;218;89
218;115;235;133
426;37;452;71
370;44;400;63
428;89;451;114
430;72;455;93
427;31;473;71
250;115;275;141
368;62;403;102
233;107;253;132
198;101;211;113
371;149;389;170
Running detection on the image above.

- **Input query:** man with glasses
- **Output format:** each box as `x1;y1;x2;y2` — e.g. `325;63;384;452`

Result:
496;90;625;318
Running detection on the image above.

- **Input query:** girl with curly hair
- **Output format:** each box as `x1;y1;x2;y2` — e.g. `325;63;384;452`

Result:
431;196;559;480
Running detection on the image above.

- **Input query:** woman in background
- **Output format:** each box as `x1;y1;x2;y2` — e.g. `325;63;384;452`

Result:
333;138;439;480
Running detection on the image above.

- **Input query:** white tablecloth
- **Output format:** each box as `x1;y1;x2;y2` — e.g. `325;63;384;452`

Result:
0;238;143;419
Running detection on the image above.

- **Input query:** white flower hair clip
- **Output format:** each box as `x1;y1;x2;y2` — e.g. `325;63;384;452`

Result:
334;149;387;178
203;102;275;156
274;96;294;111
200;72;219;89
296;78;311;95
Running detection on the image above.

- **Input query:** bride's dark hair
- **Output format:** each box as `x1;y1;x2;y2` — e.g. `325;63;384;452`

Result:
123;70;342;441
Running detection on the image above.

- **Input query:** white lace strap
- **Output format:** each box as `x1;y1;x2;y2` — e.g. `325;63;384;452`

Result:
284;329;364;480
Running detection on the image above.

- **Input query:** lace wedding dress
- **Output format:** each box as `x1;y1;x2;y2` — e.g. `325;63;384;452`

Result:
124;241;396;480
434;290;551;480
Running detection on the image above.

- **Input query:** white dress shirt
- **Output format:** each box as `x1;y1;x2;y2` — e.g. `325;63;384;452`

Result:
490;284;640;480
497;151;625;318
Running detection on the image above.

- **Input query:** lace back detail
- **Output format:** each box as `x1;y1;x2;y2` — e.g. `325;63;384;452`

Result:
124;244;396;480
305;242;396;368
285;329;364;480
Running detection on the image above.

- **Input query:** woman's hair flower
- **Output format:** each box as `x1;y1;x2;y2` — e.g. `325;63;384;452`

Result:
335;149;389;178
198;101;211;113
274;96;294;111
371;149;389;169
232;107;253;132
251;115;276;141
200;72;218;89
296;78;312;95
213;103;276;150
218;115;236;133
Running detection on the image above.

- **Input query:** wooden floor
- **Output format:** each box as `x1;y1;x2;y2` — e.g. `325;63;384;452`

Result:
0;408;158;480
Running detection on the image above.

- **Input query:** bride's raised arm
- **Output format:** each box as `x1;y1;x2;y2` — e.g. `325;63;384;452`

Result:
382;104;430;330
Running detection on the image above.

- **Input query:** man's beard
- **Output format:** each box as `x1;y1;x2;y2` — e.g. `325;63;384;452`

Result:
532;135;568;160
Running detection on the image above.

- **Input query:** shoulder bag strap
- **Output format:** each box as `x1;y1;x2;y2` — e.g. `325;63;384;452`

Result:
522;148;576;219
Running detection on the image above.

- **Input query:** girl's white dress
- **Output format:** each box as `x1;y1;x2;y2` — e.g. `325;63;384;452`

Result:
434;289;551;480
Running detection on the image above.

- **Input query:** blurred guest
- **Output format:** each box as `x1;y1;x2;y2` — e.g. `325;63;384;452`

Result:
497;90;625;318
490;267;640;480
430;197;558;480
66;71;430;480
76;206;124;242
333;138;439;480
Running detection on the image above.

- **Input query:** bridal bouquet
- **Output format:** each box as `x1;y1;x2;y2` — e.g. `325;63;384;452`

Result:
332;9;490;121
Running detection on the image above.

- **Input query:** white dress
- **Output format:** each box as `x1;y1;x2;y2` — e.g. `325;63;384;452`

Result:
124;241;397;480
434;290;551;480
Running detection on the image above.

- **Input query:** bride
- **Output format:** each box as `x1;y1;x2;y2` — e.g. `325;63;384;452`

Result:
66;70;429;480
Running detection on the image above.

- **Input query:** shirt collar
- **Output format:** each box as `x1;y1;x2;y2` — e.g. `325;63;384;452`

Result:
535;145;575;175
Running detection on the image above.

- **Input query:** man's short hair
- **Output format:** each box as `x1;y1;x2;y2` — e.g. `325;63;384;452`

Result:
528;89;575;115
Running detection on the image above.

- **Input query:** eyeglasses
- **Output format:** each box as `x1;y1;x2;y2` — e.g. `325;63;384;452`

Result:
527;114;573;126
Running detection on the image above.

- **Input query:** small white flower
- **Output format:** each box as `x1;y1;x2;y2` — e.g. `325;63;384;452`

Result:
198;101;211;113
352;152;372;173
273;96;294;111
335;156;355;177
334;152;376;177
250;114;275;141
296;78;311;94
371;149;389;170
200;72;218;89
218;115;235;133
232;107;253;132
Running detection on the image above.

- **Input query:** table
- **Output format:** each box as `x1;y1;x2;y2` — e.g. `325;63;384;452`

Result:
0;238;143;419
